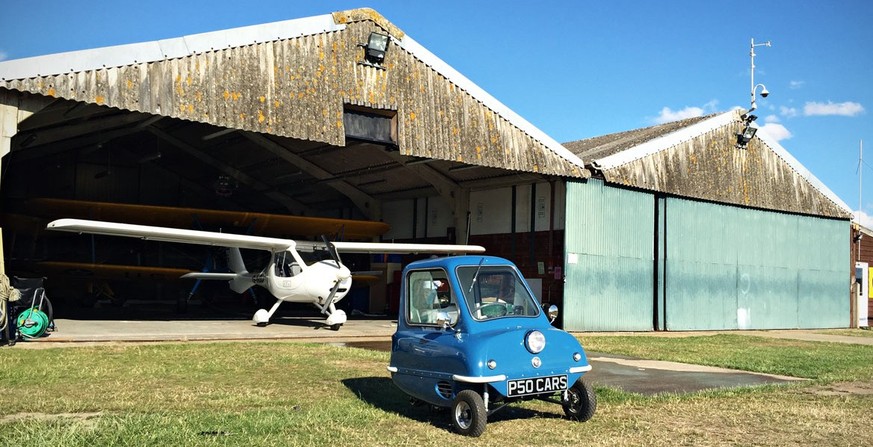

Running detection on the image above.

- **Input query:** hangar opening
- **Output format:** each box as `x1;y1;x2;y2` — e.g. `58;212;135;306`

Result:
0;9;586;325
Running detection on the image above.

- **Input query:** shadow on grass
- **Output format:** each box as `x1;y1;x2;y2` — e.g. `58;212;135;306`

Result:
342;377;565;433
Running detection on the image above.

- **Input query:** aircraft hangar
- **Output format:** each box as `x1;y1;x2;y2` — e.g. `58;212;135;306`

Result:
0;8;856;331
0;9;584;319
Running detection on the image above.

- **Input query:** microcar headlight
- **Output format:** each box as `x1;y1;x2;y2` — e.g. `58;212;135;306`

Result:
573;352;582;362
525;330;546;354
487;359;497;370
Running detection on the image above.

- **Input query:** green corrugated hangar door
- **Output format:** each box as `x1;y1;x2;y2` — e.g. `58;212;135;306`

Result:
663;197;849;330
564;179;654;331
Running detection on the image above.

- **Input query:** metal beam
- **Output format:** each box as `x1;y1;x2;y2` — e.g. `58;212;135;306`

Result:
11;114;165;162
147;126;308;213
385;152;476;242
242;132;380;220
14;111;151;151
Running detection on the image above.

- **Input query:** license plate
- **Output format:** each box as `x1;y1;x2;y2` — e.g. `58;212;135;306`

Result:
506;375;568;397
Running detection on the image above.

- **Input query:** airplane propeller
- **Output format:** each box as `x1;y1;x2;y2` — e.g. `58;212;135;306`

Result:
321;235;343;269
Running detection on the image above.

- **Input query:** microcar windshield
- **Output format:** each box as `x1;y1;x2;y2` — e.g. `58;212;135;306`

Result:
456;265;540;320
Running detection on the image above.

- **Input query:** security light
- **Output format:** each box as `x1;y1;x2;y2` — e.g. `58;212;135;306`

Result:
364;32;390;65
736;125;758;148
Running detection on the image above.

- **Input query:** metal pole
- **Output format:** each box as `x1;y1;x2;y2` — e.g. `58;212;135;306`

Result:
750;38;755;112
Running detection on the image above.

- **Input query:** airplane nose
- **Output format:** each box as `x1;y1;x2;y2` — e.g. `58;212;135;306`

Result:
338;266;351;280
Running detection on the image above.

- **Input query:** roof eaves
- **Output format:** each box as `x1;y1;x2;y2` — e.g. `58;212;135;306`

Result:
0;14;344;80
592;110;738;170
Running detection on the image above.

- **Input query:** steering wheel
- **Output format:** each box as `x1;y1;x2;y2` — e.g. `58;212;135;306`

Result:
477;302;508;318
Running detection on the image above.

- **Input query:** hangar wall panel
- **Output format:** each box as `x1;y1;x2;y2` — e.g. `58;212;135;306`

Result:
664;197;849;330
564;179;654;331
469;181;559;236
471;187;513;235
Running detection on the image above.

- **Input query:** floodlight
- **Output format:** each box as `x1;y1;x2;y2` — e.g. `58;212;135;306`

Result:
364;32;390;65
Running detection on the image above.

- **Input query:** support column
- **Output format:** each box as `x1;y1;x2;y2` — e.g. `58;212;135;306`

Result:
453;188;470;245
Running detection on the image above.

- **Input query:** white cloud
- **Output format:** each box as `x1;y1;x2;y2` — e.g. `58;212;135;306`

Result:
789;80;805;90
757;123;792;141
854;210;873;229
764;114;780;123
652;100;719;124
654;106;704;124
803;101;865;117
780;106;798;118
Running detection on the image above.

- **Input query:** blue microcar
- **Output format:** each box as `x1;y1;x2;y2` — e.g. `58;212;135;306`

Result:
388;255;595;436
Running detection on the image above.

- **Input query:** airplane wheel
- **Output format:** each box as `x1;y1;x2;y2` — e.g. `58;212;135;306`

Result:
330;324;342;331
451;390;486;437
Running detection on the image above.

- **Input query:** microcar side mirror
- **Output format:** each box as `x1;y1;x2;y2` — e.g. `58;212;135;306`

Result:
544;304;558;324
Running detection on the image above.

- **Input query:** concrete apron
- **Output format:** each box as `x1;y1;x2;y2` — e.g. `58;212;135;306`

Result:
16;318;806;395
583;354;805;395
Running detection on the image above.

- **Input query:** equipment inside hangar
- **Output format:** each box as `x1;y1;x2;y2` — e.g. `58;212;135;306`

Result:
0;9;583;322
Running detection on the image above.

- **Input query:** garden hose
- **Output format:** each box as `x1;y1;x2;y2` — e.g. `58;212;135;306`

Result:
16;308;49;339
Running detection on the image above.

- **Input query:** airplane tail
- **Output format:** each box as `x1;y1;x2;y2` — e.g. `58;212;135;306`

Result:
181;271;254;293
229;276;255;294
181;248;253;293
227;248;248;274
226;248;253;293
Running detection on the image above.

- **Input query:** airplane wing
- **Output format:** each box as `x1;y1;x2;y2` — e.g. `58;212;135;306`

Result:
330;241;485;254
47;218;485;255
46;218;295;252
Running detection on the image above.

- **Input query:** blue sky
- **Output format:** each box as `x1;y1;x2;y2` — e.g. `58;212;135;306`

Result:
1;1;871;222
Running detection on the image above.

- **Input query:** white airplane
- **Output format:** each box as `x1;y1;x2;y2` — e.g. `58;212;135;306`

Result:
46;218;485;330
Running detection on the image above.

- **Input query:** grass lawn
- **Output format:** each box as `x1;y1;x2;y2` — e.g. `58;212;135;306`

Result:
1;335;871;446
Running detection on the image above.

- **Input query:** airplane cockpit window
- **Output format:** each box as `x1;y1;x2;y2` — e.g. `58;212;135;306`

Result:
406;269;457;326
273;252;300;278
456;265;539;320
297;246;338;266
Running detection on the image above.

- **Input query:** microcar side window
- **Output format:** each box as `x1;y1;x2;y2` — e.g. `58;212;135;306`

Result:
456;265;540;320
406;269;458;326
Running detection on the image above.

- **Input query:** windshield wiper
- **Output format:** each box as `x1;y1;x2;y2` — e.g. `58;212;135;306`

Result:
467;257;486;293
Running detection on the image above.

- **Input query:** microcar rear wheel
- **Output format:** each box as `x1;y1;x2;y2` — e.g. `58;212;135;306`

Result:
452;390;487;437
562;378;596;422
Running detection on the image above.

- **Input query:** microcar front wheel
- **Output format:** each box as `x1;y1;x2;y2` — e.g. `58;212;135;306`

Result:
562;378;596;422
452;390;487;437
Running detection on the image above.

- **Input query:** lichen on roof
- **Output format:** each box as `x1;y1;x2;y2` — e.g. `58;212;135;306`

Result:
332;8;405;39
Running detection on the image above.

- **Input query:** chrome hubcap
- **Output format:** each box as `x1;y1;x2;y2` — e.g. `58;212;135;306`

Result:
455;401;472;429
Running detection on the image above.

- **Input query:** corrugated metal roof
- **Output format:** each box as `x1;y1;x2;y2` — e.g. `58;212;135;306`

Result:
562;110;852;219
0;15;345;80
563;115;713;162
0;8;586;178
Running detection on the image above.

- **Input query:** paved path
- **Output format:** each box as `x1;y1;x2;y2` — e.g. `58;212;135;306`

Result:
735;329;873;345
